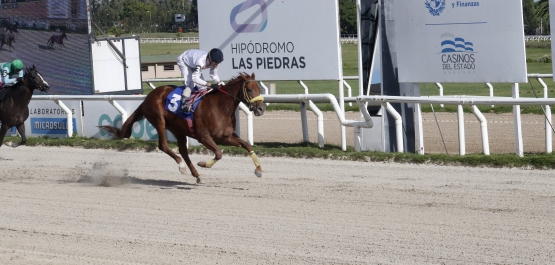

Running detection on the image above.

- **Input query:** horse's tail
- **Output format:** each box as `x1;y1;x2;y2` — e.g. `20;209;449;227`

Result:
99;103;146;139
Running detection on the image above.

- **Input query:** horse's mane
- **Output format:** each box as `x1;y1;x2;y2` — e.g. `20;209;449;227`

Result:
226;72;252;87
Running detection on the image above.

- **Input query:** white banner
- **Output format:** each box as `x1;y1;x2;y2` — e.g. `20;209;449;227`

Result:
26;100;83;137
83;101;167;141
394;0;527;83
81;100;196;144
198;0;342;81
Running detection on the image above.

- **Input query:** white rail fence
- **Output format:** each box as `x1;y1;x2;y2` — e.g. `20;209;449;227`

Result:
139;35;552;44
28;74;555;157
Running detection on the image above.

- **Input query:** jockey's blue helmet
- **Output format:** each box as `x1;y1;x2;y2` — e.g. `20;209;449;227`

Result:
208;48;224;64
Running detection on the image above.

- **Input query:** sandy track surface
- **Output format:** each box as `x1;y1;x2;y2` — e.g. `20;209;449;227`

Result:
1;146;554;264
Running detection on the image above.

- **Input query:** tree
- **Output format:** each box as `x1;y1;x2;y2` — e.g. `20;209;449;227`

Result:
523;0;539;35
339;0;357;34
536;0;550;34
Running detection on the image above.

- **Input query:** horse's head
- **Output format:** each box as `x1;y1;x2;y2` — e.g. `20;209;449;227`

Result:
23;65;50;93
235;72;265;116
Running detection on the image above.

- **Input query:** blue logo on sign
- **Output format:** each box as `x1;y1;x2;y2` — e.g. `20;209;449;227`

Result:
439;33;477;72
31;118;77;134
425;0;446;16
441;35;474;53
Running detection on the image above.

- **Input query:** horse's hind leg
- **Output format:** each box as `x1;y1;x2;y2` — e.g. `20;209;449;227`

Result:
152;121;186;174
176;137;203;184
220;134;262;178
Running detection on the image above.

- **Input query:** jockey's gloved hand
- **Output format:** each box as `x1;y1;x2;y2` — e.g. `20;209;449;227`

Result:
16;77;23;82
210;83;220;89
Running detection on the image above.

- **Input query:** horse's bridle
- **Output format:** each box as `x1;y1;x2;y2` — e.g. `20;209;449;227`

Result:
218;80;264;111
25;70;49;92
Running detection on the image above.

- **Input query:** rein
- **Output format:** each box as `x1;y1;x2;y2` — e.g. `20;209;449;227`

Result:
217;80;264;105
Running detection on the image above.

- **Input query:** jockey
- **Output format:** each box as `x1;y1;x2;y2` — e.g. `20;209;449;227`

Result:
177;48;224;113
55;28;61;42
0;59;24;89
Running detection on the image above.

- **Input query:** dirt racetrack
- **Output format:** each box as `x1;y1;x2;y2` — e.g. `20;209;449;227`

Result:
1;111;555;264
1;138;555;263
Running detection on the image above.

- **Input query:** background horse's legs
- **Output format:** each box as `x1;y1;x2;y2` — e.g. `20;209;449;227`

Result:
176;137;202;184
220;134;262;178
14;123;26;147
0;124;10;147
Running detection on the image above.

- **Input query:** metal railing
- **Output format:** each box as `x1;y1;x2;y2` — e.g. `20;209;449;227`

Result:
140;35;361;44
140;35;551;44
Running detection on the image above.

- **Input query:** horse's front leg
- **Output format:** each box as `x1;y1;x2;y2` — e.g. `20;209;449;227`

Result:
220;134;262;178
196;137;223;169
0;124;10;148
12;123;26;147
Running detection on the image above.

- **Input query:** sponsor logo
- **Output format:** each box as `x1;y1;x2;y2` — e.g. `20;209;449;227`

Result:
97;114;175;141
31;118;77;135
425;0;446;16
439;33;476;73
230;0;268;33
451;1;480;9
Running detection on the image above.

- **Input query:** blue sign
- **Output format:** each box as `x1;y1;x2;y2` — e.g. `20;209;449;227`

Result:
30;118;77;135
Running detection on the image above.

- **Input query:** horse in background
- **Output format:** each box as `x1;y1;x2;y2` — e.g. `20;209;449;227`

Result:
47;32;67;48
100;72;266;184
0;65;50;147
5;21;19;35
0;34;15;50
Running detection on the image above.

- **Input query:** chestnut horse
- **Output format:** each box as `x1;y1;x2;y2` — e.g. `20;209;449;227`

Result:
100;72;266;184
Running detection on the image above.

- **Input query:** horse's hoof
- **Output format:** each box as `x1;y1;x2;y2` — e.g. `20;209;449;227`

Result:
178;161;187;174
196;177;205;185
197;161;206;168
254;169;262;178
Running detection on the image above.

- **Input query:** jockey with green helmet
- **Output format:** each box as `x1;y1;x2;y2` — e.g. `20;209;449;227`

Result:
0;59;24;88
176;48;224;113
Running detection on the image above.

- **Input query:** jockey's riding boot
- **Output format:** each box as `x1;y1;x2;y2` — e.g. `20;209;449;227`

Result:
179;96;191;113
179;87;192;113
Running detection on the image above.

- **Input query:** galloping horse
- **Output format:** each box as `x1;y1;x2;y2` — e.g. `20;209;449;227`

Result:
0;34;15;50
5;21;19;35
100;72;266;184
0;65;50;147
47;32;67;48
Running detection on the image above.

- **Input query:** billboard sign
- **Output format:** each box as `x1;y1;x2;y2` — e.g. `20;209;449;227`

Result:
0;0;92;94
198;0;342;81
394;0;527;83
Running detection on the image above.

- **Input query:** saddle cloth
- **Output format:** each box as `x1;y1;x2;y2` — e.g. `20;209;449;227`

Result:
164;86;210;138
